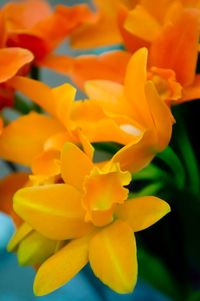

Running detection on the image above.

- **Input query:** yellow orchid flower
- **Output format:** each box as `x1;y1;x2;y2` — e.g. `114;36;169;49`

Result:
13;142;170;296
8;222;65;267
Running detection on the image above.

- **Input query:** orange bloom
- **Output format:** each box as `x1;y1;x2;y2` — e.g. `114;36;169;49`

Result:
13;142;170;295
1;48;173;174
0;47;33;109
1;0;95;63
84;48;174;171
44;0;200;104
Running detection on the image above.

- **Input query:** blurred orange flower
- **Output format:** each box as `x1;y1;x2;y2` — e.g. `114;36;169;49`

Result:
0;47;33;109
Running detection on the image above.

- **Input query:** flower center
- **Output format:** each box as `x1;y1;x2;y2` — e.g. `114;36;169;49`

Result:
82;163;131;227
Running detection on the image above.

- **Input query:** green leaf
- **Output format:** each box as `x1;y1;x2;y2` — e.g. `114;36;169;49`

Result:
137;247;181;300
186;291;200;301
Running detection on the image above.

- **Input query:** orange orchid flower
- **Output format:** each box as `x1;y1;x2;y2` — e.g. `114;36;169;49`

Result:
1;0;95;62
1;48;173;174
43;0;200;105
70;0;134;49
122;0;200;102
0;47;33;109
84;48;174;171
13;141;170;295
2;68;145;171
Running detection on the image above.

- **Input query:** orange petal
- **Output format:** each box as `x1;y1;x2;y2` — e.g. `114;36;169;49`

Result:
3;0;52;30
124;48;155;128
111;130;156;173
9;76;56;116
89;220;137;293
32;150;61;176
14;184;92;240
0;173;29;226
182;75;200;102
34;235;90;296
61;142;93;190
43;131;74;151
118;5;150;53
38;51;131;90
0;48;33;83
150;9;200;86
144;80;173;150
0;112;63;166
0;118;3;134
51;83;76;128
124;5;162;42
115;196;170;231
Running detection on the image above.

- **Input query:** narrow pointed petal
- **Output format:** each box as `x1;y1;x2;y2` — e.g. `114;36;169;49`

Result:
34;235;90;296
14;184;93;240
145;81;173;150
7;223;32;252
0;173;29;226
17;231;58;266
0;48;33;83
124;48;154;128
52;83;76;128
61;142;93;190
89;220;137;294
115;196;170;232
0;112;63;166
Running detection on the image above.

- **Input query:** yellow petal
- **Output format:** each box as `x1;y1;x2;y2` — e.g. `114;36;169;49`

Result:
34;235;90;296
17;231;58;266
14;184;93;240
115;196;170;231
89;220;137;293
0;112;63;166
7;222;32;252
61;142;93;190
124;5;162;42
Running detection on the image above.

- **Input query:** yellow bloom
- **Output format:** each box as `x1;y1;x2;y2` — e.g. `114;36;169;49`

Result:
13;142;170;295
8;222;64;267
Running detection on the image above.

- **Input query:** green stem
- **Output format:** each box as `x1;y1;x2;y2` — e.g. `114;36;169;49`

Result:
179;124;200;195
174;110;200;196
156;146;186;190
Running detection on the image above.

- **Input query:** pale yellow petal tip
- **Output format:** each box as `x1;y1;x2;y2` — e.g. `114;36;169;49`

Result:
112;278;137;294
33;277;50;297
